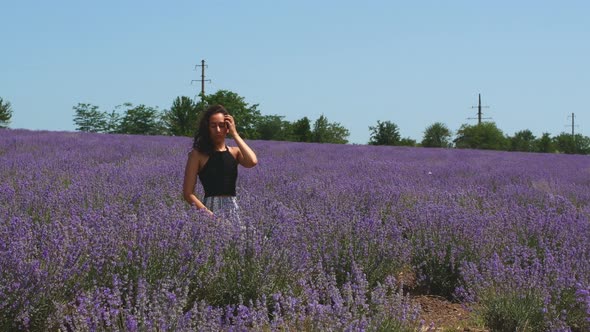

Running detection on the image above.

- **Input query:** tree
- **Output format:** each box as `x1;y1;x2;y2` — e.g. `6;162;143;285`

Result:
73;103;107;132
575;135;590;155
198;90;261;139
553;133;590;154
0;97;13;128
311;114;349;144
255;114;292;141
119;104;164;135
422;122;452;148
368;120;401;145
454;122;507;150
312;115;330;143
162;96;199;136
104;110;122;134
291;116;312;142
508;129;536;152
535;132;554;153
399;137;416;147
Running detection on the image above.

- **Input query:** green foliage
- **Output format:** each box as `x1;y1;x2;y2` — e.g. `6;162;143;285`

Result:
399;137;416;147
198;90;261;139
371;319;416;332
311;114;350;144
454;122;508;150
119;104;165;135
413;248;462;299
187;237;300;308
162;96;199;136
422;122;452;148
508;129;537;152
553;133;590;155
312;115;330;143
554;133;575;154
68;90;589;157
368;120;401;146
475;289;547;332
73;103;107;133
535;132;555;153
104;110;122;134
555;287;590;332
575;135;590;154
0;97;13;128
255;114;292;141
291;116;312;142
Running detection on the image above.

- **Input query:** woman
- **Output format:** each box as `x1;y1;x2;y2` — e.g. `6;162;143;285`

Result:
183;104;258;216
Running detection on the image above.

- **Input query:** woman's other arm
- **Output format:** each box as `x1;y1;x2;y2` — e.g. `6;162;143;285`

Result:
183;150;213;214
233;133;258;168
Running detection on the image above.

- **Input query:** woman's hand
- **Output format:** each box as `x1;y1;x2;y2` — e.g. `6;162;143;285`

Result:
201;207;214;216
224;115;239;137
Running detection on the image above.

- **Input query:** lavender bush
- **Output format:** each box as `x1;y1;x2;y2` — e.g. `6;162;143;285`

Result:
1;129;589;331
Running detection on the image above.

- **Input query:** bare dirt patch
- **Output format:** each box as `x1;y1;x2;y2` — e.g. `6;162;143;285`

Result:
397;269;488;331
414;295;487;331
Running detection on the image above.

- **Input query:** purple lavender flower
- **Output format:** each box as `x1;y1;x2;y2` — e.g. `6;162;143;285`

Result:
1;129;589;330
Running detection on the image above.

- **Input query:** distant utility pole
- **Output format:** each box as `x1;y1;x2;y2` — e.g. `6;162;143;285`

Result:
468;93;491;125
566;113;579;153
191;59;211;102
568;112;576;136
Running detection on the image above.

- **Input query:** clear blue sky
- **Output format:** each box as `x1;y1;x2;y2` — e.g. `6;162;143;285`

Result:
2;1;589;144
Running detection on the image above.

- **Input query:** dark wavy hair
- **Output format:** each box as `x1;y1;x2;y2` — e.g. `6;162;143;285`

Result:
192;104;229;155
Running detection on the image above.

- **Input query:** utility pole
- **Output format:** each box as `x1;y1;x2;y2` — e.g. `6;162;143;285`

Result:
566;113;578;137
566;113;579;154
469;93;491;125
191;59;211;102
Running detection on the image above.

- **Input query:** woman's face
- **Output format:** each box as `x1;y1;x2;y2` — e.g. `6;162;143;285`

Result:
208;112;228;142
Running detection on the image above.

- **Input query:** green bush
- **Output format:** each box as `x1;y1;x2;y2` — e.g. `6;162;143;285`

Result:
476;289;546;331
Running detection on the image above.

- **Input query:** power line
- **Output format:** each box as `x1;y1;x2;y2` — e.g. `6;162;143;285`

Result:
191;59;211;102
468;93;491;125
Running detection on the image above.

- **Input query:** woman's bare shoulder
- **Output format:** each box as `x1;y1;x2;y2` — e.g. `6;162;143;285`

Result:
228;146;240;159
188;149;207;161
187;149;209;174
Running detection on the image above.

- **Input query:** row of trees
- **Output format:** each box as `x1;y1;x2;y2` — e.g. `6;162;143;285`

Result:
366;121;453;147
454;122;590;154
70;89;590;155
369;121;590;154
73;90;350;144
2;92;588;154
368;120;590;154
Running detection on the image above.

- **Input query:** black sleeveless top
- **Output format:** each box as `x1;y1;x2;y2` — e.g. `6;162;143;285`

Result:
198;148;238;197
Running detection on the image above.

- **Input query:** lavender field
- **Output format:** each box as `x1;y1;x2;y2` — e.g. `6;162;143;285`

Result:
1;129;590;331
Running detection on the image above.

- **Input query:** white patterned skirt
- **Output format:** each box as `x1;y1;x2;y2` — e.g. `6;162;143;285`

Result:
202;196;240;220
